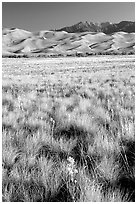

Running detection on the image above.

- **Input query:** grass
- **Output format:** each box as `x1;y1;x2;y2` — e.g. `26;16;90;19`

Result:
2;56;135;201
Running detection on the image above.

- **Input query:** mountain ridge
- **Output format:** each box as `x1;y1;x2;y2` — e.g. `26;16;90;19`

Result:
56;21;135;34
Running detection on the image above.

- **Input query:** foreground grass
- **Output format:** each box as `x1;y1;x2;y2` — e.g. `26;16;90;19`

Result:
2;56;135;202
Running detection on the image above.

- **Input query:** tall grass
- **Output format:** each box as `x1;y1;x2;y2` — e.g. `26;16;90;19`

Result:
2;59;135;201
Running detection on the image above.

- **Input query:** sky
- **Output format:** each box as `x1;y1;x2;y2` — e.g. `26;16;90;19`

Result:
2;2;135;32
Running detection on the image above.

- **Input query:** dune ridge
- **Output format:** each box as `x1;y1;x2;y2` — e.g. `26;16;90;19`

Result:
2;27;135;56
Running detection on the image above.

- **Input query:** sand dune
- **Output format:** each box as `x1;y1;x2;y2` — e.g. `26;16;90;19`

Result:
2;28;135;56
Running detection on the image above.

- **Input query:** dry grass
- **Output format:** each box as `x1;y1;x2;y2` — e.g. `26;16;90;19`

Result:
2;56;135;201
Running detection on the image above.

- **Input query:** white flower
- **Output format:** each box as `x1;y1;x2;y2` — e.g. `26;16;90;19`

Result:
67;156;75;164
66;156;78;182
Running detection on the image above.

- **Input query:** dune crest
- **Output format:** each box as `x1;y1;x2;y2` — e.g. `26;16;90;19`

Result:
2;27;135;56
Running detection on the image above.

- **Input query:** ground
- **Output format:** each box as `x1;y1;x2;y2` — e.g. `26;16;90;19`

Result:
2;55;135;202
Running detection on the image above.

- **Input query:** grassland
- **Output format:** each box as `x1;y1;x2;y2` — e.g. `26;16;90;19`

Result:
2;56;135;202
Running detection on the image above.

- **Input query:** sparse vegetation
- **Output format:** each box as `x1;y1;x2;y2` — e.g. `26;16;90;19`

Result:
2;50;135;58
2;56;135;201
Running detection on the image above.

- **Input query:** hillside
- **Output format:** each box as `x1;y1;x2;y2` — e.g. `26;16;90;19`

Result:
2;25;135;57
56;21;135;34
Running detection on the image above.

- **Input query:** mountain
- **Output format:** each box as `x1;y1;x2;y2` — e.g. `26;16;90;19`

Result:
56;21;135;34
2;25;135;57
